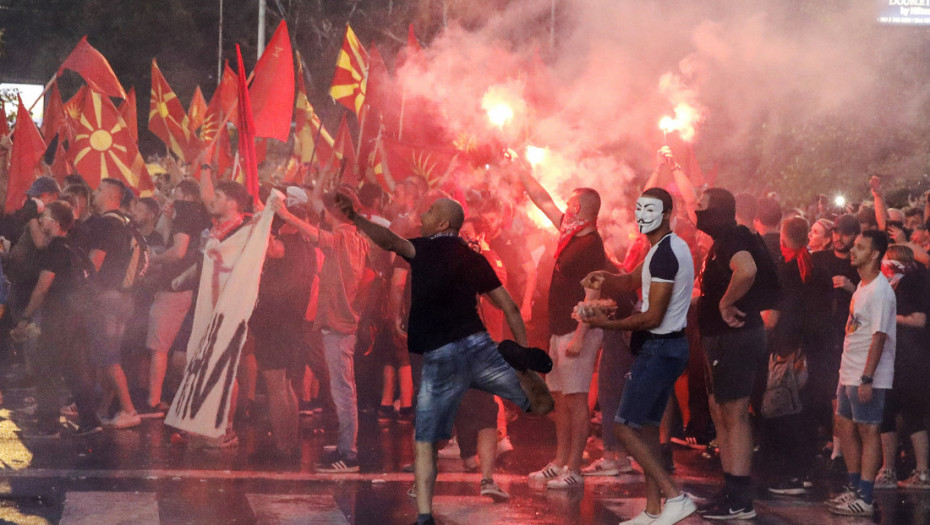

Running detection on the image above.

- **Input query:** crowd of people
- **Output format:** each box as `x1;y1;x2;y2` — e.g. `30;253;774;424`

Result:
1;143;929;525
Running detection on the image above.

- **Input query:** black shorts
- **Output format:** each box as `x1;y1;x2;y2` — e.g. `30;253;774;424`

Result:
702;326;766;403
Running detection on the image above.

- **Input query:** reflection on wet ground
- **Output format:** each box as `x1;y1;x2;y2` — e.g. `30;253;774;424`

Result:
0;387;926;524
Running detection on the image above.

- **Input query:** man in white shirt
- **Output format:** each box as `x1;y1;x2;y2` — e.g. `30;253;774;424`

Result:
829;229;896;517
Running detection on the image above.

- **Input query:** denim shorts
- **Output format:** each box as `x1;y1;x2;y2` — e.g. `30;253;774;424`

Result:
615;336;689;429
87;289;133;367
836;383;887;425
416;332;531;443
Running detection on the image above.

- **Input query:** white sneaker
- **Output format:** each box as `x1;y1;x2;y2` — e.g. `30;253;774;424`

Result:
496;436;514;456
528;462;563;482
620;510;658;525
582;458;622;476
825;486;858;507
874;468;897;489
829;497;874;516
104;410;141;429
547;469;584;490
438;437;461;459
653;493;696;525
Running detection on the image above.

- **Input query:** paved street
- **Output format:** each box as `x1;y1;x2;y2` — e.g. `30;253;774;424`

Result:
0;386;925;524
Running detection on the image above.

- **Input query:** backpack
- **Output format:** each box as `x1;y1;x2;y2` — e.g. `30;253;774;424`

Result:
102;211;151;290
62;240;96;290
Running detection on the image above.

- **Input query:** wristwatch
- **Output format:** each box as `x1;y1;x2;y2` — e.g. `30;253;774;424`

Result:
860;375;873;385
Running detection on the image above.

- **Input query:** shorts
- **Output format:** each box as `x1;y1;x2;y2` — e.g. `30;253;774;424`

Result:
415;331;530;443
87;289;134;367
836;384;887;425
546;329;603;394
251;321;305;372
146;290;193;353
702;326;766;403
616;336;689;429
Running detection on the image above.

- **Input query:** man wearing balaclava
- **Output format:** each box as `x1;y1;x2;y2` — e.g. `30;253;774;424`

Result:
694;187;765;520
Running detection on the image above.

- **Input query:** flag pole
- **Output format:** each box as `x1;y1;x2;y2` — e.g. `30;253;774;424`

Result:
27;73;58;113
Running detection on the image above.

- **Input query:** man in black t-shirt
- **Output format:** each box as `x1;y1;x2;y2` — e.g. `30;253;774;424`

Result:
518;164;606;490
139;179;212;417
694;188;765;520
15;201;100;436
85;178;141;430
334;194;552;525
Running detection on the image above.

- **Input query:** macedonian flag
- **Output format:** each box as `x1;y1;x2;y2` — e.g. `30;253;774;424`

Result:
149;59;201;161
71;89;153;192
330;24;369;115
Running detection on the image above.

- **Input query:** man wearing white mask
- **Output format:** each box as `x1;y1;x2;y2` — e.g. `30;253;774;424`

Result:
581;187;697;525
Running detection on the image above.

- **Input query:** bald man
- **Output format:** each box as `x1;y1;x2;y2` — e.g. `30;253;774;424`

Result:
519;165;608;490
335;195;553;525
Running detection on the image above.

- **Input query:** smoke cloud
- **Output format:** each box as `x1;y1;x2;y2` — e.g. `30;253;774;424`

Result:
392;0;930;253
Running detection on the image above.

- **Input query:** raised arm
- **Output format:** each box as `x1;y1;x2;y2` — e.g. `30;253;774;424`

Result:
333;193;415;259
516;163;563;229
661;147;698;225
870;176;888;232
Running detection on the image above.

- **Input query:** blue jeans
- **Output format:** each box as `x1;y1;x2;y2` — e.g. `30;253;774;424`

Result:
836;384;887;425
322;331;358;457
616;336;689;429
416;332;531;443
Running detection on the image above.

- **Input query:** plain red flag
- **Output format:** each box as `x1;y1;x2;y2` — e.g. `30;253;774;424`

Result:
41;83;71;144
71;89;153;192
6;96;47;211
250;21;294;142
235;45;260;203
58;36;127;99
119;87;138;142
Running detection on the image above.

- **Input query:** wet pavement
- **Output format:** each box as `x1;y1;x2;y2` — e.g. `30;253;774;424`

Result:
0;385;927;524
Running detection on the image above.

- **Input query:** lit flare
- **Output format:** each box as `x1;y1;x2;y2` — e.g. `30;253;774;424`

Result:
525;145;547;167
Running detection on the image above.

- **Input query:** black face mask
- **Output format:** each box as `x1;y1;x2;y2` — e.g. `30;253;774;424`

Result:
695;207;735;239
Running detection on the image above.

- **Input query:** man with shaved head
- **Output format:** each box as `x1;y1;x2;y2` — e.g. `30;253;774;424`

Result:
334;193;553;525
518;164;607;491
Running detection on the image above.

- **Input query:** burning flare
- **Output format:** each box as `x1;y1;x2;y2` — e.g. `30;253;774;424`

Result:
657;103;702;142
525;145;547;167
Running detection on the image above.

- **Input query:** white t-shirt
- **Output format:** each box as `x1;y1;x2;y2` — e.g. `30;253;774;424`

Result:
641;233;694;334
840;274;897;389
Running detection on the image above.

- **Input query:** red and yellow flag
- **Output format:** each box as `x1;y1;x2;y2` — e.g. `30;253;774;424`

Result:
58;36;127;100
200;63;237;144
250;21;294;142
149;59;201;161
294;54;334;164
188;86;207;132
71;89;153;192
63;86;87;123
6;96;47;211
330;24;369;115
332;113;357;185
119;87;138;142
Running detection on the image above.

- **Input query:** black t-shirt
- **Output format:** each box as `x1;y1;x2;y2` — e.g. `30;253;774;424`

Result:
162;201;211;285
251;232;317;328
893;269;930;381
402;235;502;354
85;211;133;290
489;231;528;302
697;225;764;336
809;250;860;347
548;231;607;336
35;237;84;310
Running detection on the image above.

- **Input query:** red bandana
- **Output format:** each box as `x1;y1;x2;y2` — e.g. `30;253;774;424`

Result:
555;211;595;260
781;245;811;283
211;215;244;242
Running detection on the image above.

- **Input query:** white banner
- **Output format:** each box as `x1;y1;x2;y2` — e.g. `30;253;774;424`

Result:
165;190;280;438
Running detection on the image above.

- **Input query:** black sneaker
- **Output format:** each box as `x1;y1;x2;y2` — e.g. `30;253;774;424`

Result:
72;423;103;437
317;453;359;473
703;501;756;520
696;489;728;514
376;405;396;420
769;477;808;496
497;340;552;373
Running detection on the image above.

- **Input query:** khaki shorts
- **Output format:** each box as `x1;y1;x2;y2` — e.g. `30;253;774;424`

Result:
146;290;194;353
546;329;603;394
